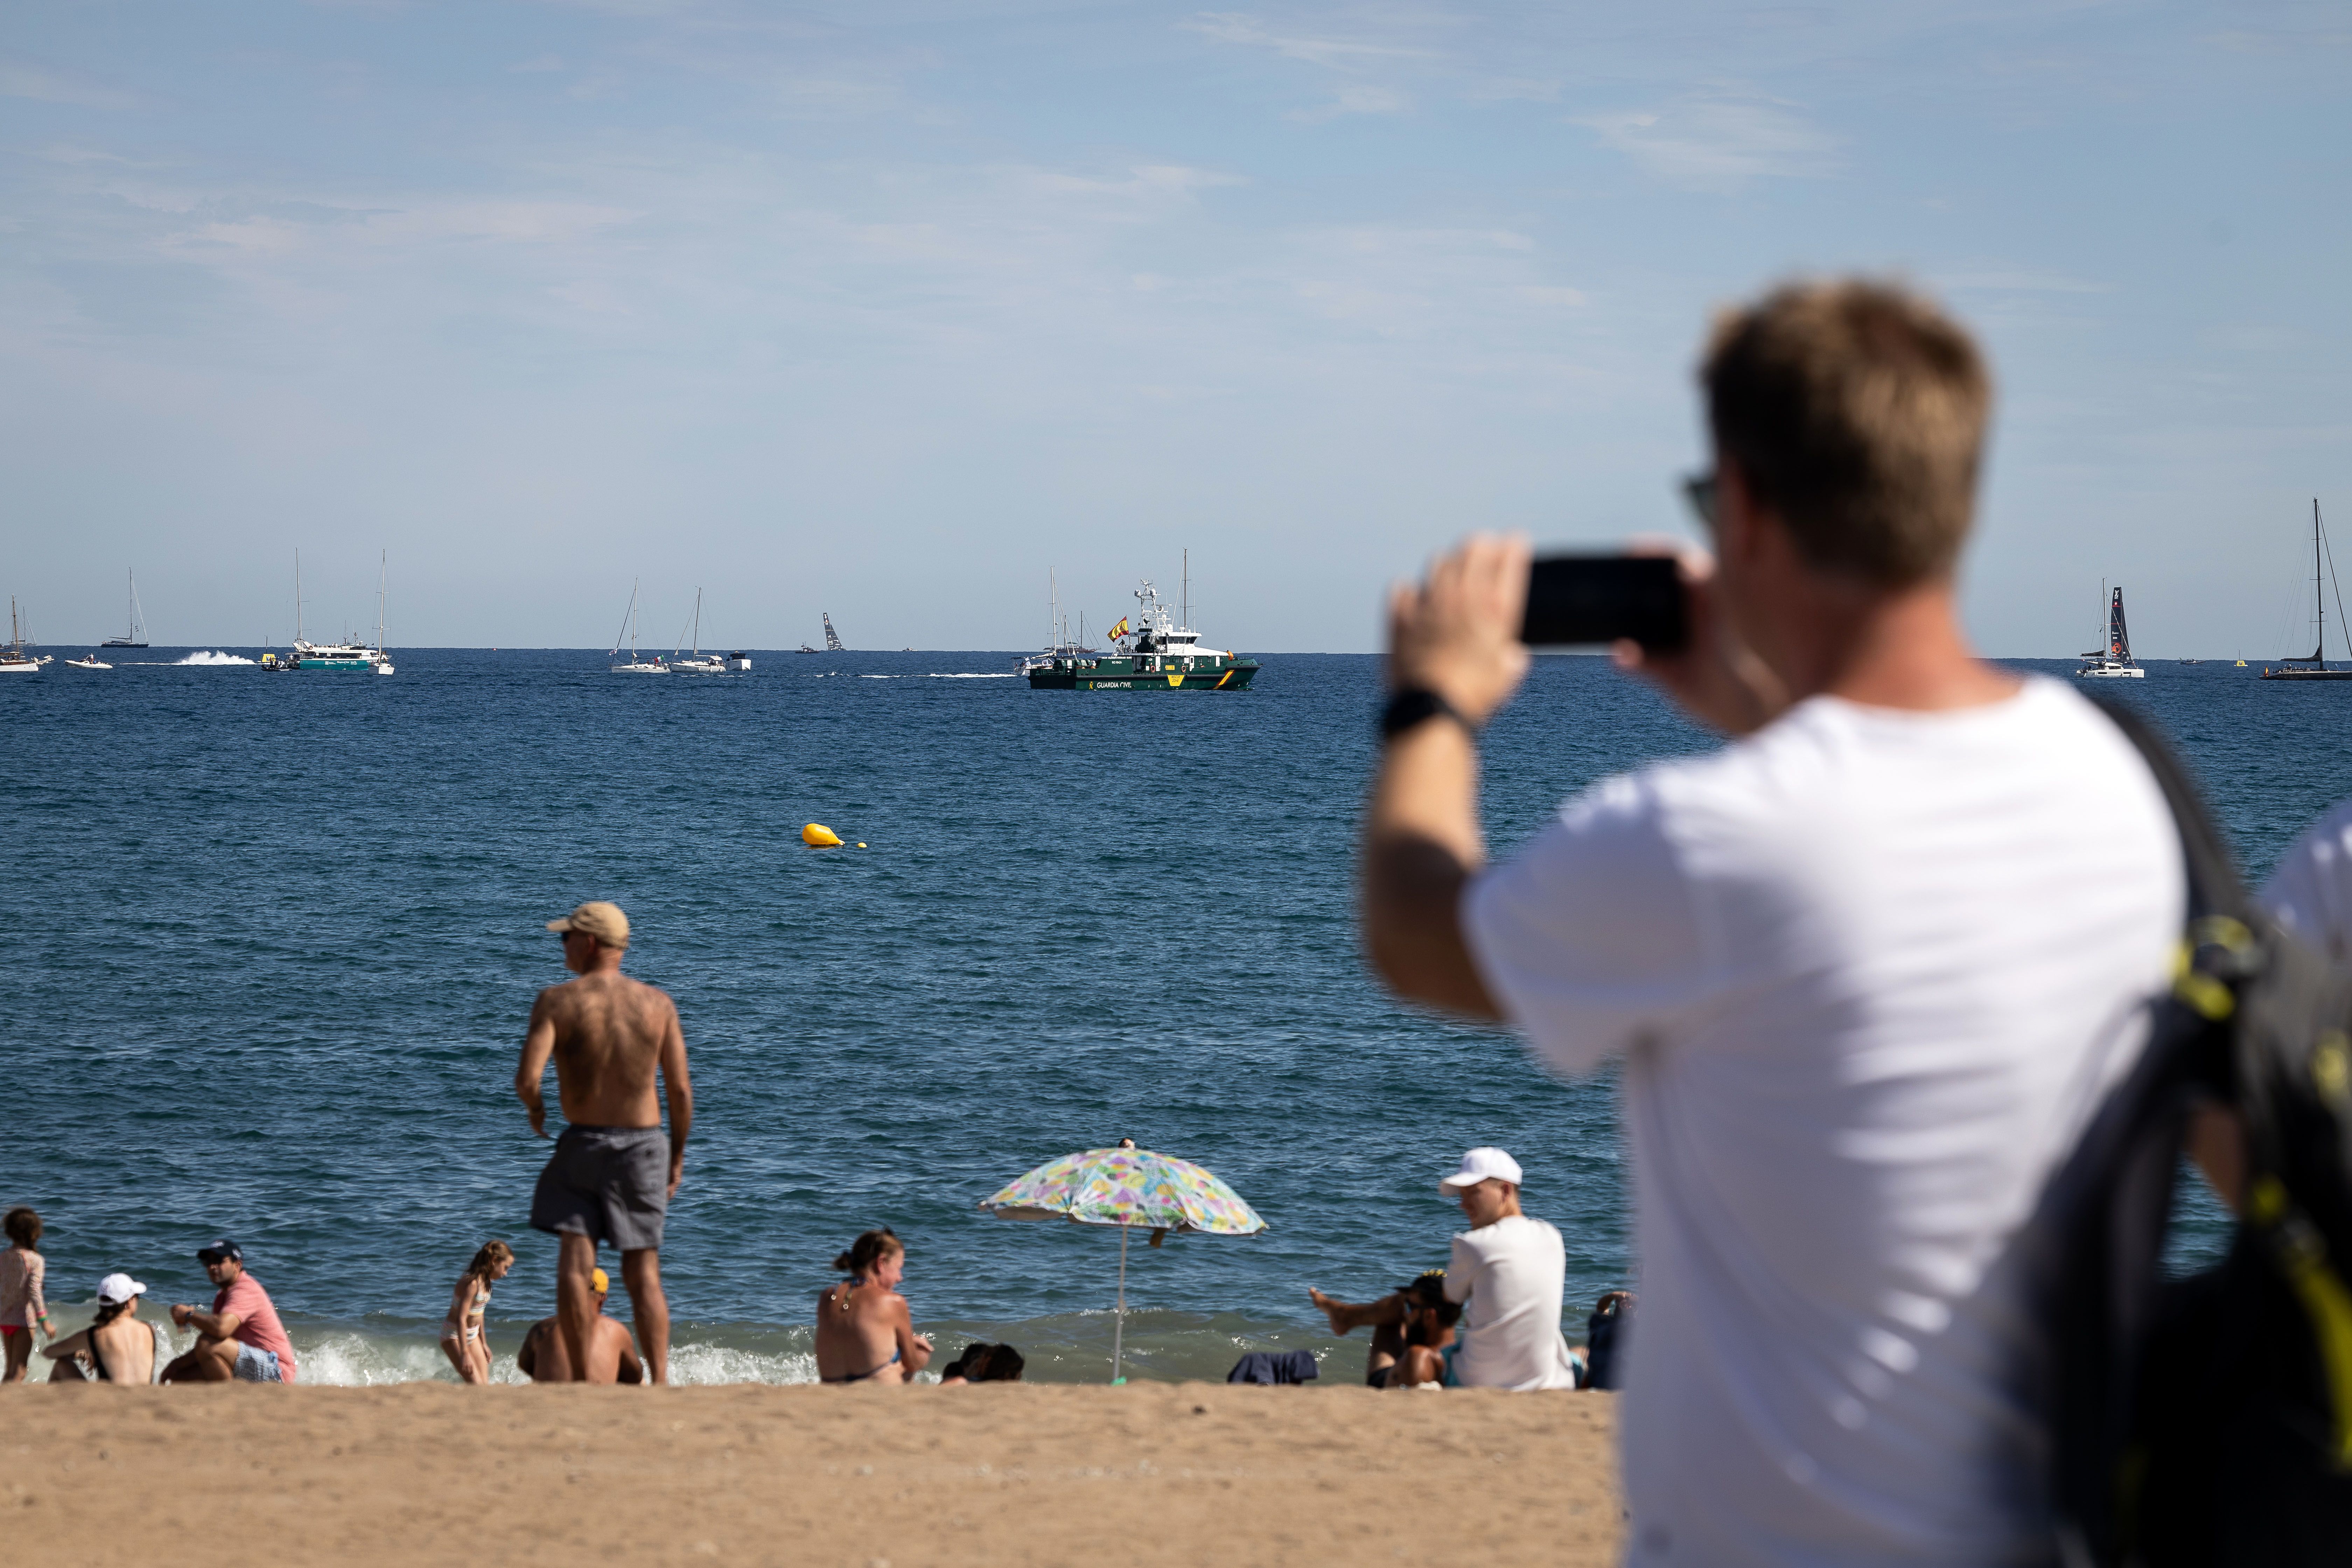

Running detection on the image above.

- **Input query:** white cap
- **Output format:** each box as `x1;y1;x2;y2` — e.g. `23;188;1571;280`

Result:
96;1273;147;1305
1438;1147;1523;1195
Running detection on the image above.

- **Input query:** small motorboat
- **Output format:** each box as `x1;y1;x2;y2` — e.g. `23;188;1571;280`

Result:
64;654;112;670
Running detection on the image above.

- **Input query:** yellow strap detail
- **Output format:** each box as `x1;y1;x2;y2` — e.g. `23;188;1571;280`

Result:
2270;1222;2352;1468
2171;938;2236;1020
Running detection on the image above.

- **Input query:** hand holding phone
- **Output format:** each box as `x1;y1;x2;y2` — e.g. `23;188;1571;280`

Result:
1519;555;1689;652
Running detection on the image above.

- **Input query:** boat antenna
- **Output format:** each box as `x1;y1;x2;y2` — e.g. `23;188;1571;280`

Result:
295;550;303;646
1182;548;1189;632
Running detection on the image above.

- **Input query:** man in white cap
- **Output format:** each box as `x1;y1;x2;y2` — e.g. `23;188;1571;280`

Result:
517;899;693;1385
1387;1148;1578;1391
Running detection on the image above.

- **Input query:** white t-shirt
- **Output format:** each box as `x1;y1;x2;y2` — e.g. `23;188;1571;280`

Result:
2262;798;2352;959
1462;677;2181;1567
1444;1213;1581;1391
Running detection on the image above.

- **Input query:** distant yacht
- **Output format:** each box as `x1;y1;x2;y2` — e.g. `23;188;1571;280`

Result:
2261;500;2352;681
609;580;667;674
824;613;846;652
2075;583;2144;679
0;598;41;673
671;589;735;676
262;551;394;673
101;570;149;649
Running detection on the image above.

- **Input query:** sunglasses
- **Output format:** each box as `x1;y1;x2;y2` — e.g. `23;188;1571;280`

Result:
1681;470;1719;531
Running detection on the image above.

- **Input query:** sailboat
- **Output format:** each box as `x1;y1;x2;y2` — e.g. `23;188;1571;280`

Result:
671;589;733;676
2075;583;2144;679
0;598;41;673
101;570;148;649
2260;501;2352;681
609;581;668;674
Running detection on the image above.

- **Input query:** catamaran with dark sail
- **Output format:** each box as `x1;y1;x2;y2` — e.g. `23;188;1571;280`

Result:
2075;583;2143;679
2261;500;2352;681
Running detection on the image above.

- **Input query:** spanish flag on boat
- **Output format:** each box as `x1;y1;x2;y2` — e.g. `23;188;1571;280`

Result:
1107;618;1130;641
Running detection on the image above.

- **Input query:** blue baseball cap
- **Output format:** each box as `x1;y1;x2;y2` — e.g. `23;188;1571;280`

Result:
196;1238;243;1264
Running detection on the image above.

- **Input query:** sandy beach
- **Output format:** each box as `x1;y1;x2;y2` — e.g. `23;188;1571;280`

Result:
5;1382;1621;1566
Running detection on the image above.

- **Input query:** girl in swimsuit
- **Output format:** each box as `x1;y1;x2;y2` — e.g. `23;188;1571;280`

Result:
439;1240;515;1385
814;1229;932;1385
1;1207;50;1383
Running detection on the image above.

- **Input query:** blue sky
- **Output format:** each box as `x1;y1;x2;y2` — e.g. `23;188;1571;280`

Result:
3;1;2347;652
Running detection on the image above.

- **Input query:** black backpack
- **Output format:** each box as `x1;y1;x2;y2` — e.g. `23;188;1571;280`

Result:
2039;701;2352;1565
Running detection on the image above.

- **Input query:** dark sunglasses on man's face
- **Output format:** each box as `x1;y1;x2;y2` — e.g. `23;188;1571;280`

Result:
1682;470;1719;531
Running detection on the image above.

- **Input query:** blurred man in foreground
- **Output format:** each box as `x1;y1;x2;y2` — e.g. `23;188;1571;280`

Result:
1361;280;2182;1562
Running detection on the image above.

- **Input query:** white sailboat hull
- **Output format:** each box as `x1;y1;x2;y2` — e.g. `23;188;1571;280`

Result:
2076;663;2144;678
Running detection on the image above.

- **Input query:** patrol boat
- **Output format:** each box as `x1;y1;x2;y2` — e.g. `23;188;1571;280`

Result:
1022;565;1259;691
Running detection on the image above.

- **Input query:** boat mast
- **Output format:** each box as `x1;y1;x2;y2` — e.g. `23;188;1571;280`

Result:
376;551;388;653
1182;548;1189;632
2318;499;2328;665
295;550;303;646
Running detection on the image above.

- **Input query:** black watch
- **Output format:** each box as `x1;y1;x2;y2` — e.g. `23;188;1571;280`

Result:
1380;687;1477;742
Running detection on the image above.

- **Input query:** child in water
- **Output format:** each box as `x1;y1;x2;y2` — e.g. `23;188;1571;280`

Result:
1;1208;51;1382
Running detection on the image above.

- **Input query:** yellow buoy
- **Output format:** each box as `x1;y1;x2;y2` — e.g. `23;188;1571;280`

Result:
856;842;867;848
802;822;844;847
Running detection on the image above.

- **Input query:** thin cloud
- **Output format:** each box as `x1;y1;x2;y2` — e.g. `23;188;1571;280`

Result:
1291;85;1411;122
0;60;137;110
1579;95;1838;190
1184;12;1432;70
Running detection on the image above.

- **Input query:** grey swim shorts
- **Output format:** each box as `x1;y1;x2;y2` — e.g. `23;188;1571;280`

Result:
231;1344;283;1383
530;1124;670;1251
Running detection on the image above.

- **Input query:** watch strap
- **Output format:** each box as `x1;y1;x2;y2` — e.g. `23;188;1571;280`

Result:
1380;686;1477;742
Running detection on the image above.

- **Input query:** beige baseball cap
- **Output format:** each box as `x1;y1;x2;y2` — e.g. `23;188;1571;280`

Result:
547;901;630;948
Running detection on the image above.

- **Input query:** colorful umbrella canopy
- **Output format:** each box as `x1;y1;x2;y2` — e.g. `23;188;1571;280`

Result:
979;1146;1267;1236
981;1146;1265;1383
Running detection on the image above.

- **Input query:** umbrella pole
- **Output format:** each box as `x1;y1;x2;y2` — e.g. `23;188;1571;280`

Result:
1112;1222;1129;1385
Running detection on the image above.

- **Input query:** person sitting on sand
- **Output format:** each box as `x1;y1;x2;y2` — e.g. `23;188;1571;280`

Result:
1307;1270;1462;1388
938;1342;1025;1385
162;1238;300;1383
1393;1150;1578;1391
439;1240;516;1385
517;1267;644;1384
814;1229;932;1385
2;1206;52;1384
43;1274;166;1384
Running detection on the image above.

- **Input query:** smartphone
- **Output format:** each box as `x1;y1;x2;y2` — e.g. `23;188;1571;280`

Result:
1520;554;1688;652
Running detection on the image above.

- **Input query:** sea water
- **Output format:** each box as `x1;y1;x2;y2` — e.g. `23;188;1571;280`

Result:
1;652;2332;1384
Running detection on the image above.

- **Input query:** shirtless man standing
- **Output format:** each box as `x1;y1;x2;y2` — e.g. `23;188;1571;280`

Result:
517;901;693;1385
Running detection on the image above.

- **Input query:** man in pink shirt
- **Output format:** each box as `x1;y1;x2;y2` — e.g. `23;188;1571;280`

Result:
161;1239;299;1384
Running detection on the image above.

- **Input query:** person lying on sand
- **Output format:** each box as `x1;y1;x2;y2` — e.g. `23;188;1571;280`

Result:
1308;1270;1461;1388
937;1342;1025;1385
518;901;693;1385
815;1229;931;1385
42;1274;166;1384
517;1267;643;1384
162;1238;299;1383
439;1240;515;1385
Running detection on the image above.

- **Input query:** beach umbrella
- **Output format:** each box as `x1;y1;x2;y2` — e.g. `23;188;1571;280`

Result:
980;1145;1267;1383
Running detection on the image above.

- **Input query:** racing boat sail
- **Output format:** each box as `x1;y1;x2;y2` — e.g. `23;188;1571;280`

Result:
2076;583;2143;679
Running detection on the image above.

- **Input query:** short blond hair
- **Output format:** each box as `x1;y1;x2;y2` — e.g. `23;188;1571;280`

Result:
1703;279;1991;586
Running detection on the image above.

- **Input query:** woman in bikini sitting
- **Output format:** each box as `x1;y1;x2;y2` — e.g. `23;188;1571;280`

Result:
438;1240;515;1385
43;1274;166;1384
814;1228;932;1386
